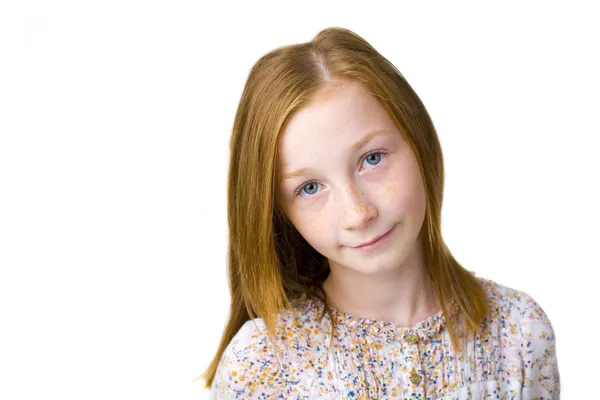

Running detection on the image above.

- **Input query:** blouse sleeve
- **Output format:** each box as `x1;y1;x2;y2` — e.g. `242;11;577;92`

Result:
210;319;286;399
517;291;561;400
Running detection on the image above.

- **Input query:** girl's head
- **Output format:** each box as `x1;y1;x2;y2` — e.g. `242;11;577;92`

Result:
203;27;487;388
229;27;446;313
277;80;428;278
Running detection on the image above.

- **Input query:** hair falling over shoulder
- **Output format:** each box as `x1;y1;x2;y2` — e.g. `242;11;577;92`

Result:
197;27;489;389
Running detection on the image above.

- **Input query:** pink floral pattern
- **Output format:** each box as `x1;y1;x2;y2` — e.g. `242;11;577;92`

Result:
211;277;560;399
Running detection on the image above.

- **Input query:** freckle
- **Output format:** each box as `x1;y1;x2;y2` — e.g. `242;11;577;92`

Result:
384;180;404;199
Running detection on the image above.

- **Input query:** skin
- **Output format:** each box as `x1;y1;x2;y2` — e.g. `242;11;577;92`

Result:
277;80;440;327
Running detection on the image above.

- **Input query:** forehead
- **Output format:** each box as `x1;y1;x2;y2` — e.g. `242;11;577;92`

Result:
278;82;398;164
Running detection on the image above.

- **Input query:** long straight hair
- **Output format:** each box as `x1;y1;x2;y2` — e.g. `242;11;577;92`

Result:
200;27;489;388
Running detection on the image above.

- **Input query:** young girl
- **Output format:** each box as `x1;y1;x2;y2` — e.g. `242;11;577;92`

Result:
201;27;560;399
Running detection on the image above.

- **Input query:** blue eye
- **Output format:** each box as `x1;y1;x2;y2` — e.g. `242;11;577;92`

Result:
364;152;382;166
294;150;387;198
300;182;319;196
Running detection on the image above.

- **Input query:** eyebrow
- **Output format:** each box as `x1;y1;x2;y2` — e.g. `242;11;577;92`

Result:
282;129;391;180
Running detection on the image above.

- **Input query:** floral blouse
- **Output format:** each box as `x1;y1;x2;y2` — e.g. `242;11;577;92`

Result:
210;277;560;399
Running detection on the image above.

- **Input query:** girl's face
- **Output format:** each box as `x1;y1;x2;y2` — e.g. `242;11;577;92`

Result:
277;81;427;275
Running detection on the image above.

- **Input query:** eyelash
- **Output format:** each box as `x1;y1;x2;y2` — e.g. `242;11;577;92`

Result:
293;149;388;198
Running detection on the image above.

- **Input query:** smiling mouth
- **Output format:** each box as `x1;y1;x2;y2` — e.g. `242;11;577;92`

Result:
354;225;395;248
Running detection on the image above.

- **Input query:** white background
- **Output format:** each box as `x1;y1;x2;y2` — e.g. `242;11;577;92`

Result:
1;1;597;399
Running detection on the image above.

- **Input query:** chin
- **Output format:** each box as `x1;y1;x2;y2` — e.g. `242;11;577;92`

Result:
349;256;402;275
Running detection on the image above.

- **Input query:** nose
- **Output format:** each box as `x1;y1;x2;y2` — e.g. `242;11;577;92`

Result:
340;181;377;230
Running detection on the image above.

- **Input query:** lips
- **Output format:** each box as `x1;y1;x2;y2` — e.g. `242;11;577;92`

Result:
354;225;394;248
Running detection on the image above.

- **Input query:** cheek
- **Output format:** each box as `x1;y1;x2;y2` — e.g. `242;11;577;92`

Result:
290;210;331;247
382;179;406;205
381;169;426;212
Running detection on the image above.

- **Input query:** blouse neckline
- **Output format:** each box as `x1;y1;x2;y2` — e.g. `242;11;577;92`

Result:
295;293;459;342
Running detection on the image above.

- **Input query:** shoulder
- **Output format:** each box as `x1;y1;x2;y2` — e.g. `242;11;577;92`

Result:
476;277;560;396
210;318;284;398
477;276;555;329
477;277;559;367
210;296;328;399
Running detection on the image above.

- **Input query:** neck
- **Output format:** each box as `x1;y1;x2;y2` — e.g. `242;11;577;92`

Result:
322;235;440;328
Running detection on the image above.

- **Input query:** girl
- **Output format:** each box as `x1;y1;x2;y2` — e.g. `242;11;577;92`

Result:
201;27;560;399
